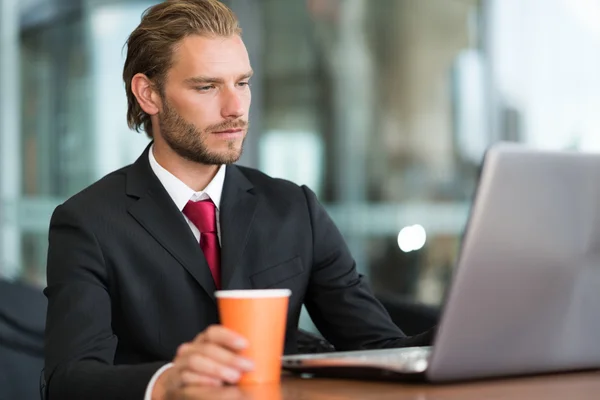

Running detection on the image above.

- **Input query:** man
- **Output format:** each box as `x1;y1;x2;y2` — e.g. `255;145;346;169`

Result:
43;1;433;399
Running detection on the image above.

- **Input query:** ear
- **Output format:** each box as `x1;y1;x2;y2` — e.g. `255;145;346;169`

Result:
131;73;162;116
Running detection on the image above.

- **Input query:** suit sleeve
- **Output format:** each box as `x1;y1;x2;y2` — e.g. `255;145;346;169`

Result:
44;204;166;400
301;186;434;350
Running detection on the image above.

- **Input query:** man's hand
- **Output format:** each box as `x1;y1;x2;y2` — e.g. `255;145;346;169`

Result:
152;325;255;400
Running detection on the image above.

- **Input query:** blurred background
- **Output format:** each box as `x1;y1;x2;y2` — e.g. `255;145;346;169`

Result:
3;0;600;341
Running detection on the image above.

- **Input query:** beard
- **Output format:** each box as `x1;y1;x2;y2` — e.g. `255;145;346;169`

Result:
158;99;247;165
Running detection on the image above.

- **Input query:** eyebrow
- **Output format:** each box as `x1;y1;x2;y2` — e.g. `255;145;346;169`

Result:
184;70;254;85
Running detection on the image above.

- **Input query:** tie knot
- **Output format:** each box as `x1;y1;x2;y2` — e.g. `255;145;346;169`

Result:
183;199;217;233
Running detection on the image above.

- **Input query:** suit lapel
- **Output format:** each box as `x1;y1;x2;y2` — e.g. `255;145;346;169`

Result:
219;165;258;289
125;145;217;303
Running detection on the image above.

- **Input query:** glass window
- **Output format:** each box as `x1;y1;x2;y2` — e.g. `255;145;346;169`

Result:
21;14;92;197
259;0;481;308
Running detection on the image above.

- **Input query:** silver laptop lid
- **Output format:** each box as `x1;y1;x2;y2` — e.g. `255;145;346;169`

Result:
428;143;600;381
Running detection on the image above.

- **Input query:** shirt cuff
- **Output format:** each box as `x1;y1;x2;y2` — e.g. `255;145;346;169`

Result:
144;363;174;400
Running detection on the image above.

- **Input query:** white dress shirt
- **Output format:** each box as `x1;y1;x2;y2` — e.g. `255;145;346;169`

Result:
144;145;226;400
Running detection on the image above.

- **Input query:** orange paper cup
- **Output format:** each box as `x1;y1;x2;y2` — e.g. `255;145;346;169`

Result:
215;289;291;385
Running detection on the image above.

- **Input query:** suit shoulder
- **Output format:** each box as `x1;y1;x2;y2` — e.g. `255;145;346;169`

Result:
234;165;306;195
59;165;131;213
233;165;318;218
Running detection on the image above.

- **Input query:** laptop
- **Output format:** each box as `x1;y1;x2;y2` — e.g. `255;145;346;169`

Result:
282;143;600;382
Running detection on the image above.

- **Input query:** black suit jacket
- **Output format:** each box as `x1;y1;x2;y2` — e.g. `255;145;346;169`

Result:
44;145;432;400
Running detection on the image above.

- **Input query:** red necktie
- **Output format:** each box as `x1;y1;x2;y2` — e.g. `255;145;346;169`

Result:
182;199;221;289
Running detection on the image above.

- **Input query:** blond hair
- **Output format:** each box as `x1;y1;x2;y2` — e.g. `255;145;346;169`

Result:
123;0;241;137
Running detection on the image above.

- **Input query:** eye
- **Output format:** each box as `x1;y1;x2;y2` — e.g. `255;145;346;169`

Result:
237;81;251;88
194;85;215;92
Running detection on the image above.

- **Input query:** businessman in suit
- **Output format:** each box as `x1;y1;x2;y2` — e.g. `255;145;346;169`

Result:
43;1;434;399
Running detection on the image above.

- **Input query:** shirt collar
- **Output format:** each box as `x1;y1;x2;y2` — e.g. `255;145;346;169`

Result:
148;144;226;211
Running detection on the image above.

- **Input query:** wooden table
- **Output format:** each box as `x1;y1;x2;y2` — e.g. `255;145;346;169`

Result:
175;370;600;399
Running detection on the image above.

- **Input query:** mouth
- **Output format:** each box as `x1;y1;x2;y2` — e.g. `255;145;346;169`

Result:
212;128;244;134
211;128;245;139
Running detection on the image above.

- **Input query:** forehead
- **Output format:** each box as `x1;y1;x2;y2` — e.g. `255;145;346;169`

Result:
168;34;251;79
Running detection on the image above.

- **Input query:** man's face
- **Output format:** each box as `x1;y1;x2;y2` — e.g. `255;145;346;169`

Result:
157;34;252;165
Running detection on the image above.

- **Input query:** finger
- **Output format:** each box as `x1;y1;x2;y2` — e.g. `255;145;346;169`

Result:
181;354;242;384
175;342;254;374
176;342;252;371
197;325;248;351
198;343;254;371
179;370;222;387
176;343;195;358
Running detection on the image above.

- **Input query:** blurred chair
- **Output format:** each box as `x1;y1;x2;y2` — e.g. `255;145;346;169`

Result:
0;279;47;400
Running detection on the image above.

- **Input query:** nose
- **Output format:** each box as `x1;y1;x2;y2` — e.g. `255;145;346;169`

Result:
220;87;246;120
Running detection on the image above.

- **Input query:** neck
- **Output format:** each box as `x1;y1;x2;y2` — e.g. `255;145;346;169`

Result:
152;139;220;192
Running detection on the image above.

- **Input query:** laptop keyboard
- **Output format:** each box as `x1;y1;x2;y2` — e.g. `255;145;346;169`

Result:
283;346;432;374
